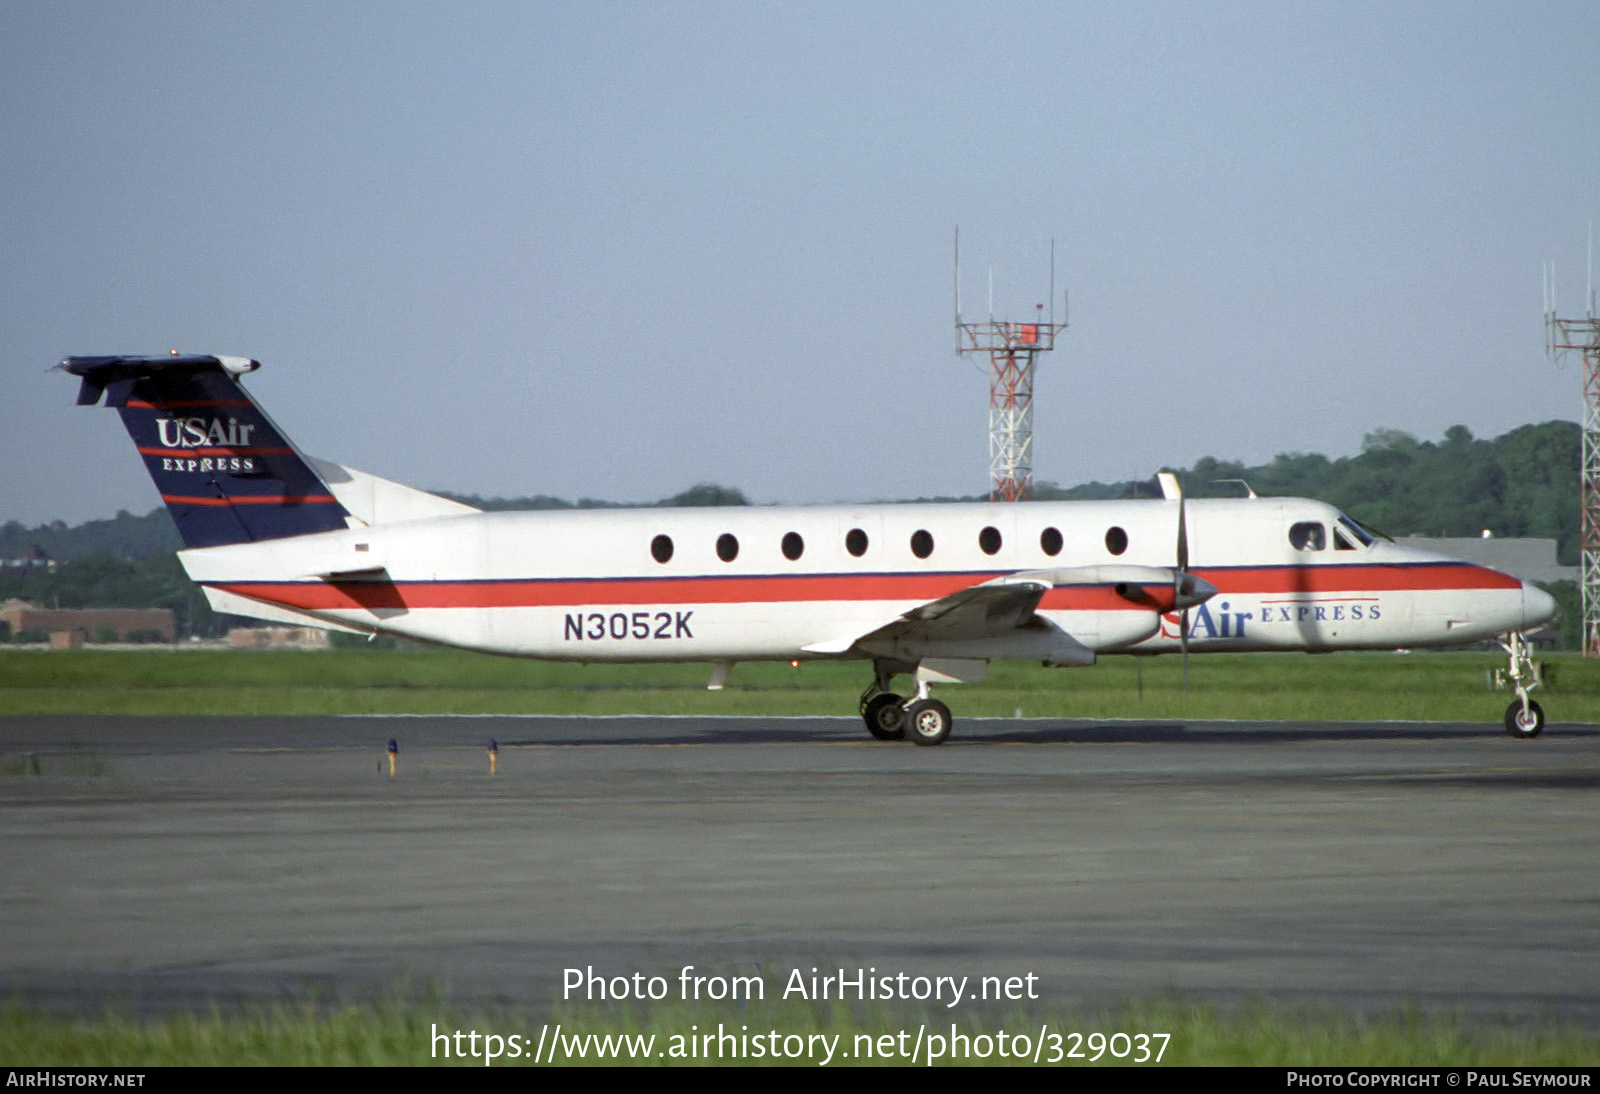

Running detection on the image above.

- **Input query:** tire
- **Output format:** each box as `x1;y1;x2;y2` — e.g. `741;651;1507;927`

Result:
1504;698;1545;740
862;693;906;741
904;698;953;746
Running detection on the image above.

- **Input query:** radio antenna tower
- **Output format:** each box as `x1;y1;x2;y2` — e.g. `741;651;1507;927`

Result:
1545;221;1600;655
954;229;1069;501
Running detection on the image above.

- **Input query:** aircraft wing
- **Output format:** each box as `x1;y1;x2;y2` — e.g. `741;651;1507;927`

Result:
802;565;1211;662
879;577;1051;640
800;575;1051;655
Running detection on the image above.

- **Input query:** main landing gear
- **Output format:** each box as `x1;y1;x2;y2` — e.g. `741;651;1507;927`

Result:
903;698;953;746
1499;631;1546;740
859;663;954;746
861;691;905;741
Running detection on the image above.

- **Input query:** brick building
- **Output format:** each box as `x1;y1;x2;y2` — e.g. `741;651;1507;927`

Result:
0;599;175;643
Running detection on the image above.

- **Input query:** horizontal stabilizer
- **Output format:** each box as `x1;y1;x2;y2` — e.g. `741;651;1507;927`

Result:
62;354;259;407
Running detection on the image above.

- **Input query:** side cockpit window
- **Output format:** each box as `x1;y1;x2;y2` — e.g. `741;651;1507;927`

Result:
1289;521;1326;551
1336;514;1377;548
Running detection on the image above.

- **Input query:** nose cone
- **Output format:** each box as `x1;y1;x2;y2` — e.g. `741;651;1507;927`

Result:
1522;582;1558;630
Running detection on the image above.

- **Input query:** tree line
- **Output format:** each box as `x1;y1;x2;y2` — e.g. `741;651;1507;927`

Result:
1038;421;1579;566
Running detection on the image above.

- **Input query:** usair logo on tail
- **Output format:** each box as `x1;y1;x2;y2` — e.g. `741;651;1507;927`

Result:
154;417;257;448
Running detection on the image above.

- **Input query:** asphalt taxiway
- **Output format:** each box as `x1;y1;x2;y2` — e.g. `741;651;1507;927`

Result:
2;714;1597;1022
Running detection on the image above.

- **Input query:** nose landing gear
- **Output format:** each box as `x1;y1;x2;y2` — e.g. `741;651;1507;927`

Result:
1499;632;1546;739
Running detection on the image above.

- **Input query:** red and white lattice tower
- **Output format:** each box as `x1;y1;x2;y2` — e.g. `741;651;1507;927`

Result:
1546;254;1600;655
954;232;1068;502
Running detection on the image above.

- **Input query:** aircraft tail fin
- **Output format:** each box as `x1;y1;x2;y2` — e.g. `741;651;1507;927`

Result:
63;354;352;548
307;458;480;525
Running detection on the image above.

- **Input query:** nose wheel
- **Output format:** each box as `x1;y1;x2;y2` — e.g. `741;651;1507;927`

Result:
1504;698;1545;739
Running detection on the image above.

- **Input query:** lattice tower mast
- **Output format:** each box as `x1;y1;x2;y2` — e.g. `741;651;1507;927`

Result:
1545;236;1600;655
954;231;1068;502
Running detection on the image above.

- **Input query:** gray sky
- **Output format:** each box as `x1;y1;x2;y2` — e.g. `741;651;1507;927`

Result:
3;1;1597;527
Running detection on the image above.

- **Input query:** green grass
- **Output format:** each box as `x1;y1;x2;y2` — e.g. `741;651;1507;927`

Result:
4;996;1597;1066
1;647;1596;723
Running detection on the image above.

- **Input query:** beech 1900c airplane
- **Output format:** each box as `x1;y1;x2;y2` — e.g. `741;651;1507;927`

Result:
63;353;1559;745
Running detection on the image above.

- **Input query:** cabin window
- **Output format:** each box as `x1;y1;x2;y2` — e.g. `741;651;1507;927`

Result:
651;534;674;563
782;531;804;560
716;533;739;562
846;528;868;557
910;529;934;559
1105;526;1128;556
978;526;1002;555
1040;527;1063;556
1289;522;1326;551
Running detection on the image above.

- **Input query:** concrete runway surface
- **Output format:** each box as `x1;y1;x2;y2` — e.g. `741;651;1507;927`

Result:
2;714;1598;1023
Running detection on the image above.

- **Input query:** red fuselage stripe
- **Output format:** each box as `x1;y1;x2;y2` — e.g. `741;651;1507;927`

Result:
1196;564;1519;593
212;562;1516;614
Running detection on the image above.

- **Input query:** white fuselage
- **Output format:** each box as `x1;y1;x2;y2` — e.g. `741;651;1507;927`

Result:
180;496;1552;663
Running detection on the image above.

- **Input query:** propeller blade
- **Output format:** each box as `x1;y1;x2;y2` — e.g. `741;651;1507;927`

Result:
1176;485;1190;696
1176;489;1189;573
1181;608;1189;695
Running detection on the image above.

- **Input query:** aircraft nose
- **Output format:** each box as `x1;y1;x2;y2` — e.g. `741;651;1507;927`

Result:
1522;582;1558;630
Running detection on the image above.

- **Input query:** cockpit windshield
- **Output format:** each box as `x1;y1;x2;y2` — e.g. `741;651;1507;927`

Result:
1336;513;1388;547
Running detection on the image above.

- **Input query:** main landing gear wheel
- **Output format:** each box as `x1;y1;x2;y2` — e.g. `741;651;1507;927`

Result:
862;693;906;741
1504;698;1545;740
904;698;953;747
